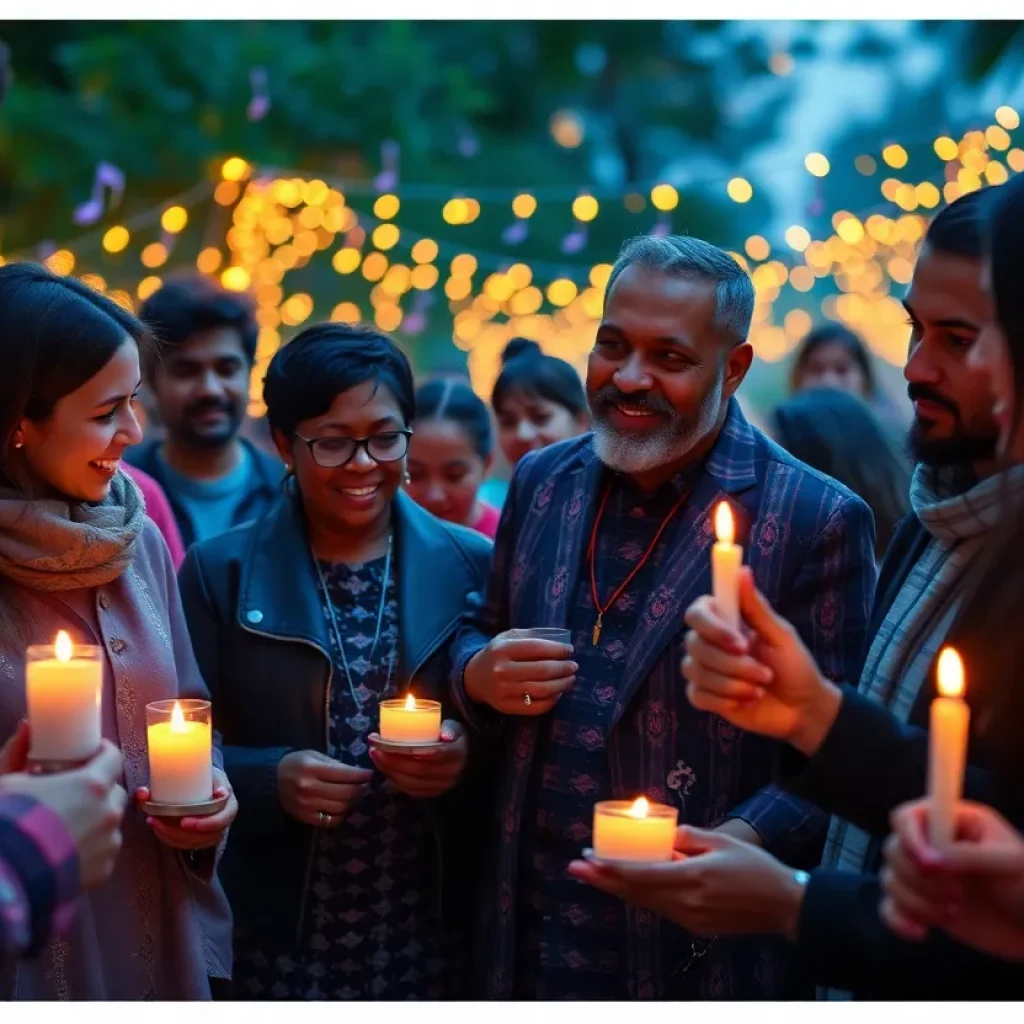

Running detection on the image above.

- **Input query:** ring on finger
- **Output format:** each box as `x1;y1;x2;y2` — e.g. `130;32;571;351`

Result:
524;692;532;706
318;811;332;826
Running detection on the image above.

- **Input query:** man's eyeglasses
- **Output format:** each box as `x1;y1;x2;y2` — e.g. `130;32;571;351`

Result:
294;429;412;469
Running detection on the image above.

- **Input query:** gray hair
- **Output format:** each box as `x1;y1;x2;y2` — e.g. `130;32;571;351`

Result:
606;234;754;346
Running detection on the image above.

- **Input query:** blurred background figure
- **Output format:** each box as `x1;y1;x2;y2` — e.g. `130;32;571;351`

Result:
790;323;877;400
773;388;910;560
407;376;501;537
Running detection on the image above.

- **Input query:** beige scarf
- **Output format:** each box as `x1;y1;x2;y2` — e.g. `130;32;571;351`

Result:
0;471;145;591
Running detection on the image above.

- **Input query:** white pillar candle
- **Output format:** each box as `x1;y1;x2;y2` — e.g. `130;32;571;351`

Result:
592;797;678;862
379;694;442;744
26;632;102;763
928;647;970;852
712;502;743;629
146;700;213;805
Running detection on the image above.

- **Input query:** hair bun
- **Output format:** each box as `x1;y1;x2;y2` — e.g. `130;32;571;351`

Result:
501;337;543;366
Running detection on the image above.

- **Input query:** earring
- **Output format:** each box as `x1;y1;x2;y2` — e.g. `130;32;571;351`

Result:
13;441;22;450
404;471;411;485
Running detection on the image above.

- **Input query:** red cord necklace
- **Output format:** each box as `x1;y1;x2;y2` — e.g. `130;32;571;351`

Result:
586;483;690;645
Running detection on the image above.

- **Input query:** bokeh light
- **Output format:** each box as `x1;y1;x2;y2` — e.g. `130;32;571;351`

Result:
650;184;679;211
727;178;753;203
804;152;830;177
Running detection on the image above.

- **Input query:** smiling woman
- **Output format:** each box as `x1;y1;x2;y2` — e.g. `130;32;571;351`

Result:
0;262;235;1000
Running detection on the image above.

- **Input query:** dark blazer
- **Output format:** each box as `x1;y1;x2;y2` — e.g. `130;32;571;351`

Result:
177;487;493;961
126;438;285;550
781;513;1024;997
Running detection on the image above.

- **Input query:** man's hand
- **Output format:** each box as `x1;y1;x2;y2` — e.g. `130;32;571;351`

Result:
276;750;373;827
369;720;468;798
464;630;577;716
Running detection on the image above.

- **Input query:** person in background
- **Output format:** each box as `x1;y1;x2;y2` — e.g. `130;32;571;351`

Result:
492;337;590;469
128;276;283;549
406;377;501;538
0;728;126;968
122;463;186;568
773;388;910;560
179;323;492;1000
0;263;234;999
790;324;877;400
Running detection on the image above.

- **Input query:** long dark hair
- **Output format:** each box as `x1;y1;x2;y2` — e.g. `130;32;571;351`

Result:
491;337;587;419
951;174;1024;800
789;324;877;398
773;389;909;558
0;262;148;491
415;377;493;459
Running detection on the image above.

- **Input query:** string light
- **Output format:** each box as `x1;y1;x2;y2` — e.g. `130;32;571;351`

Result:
933;136;959;161
374;194;401;220
331;302;361;323
221;266;251;292
572;194;599;222
372;224;400;250
44;249;75;275
197;248;223;274
785;226;811;251
411;265;439;290
443;198;470;225
102;226;130;254
550;110;584;148
221;157;250;182
332;248;361;274
727;178;753;203
411;239;439;264
650;184;679;211
804;153;830;177
361;252;388;282
137;276;162;301
450;253;478;277
512;193;537;218
882;144;909;169
995;105;1020;131
141;242;169;268
160;206;188;234
745;235;771;261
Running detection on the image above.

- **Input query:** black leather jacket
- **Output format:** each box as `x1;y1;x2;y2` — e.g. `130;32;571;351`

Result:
178;485;493;962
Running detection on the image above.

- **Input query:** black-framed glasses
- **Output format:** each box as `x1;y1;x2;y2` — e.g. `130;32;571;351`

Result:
294;429;412;469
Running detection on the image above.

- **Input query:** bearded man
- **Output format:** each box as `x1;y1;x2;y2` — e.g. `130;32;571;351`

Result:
450;235;877;1000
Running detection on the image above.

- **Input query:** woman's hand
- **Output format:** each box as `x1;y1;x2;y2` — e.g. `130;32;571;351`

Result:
136;767;237;851
880;799;1024;962
682;567;842;756
277;750;373;827
569;824;806;938
464;631;577;716
368;720;468;798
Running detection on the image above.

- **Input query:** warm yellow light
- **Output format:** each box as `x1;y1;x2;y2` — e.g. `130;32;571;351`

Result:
102;226;130;254
411;264;439;291
804;152;830;177
167;700;187;733
141;243;168;269
55;631;72;662
221;157;250;182
213;181;240;206
221;266;251;292
887;257;914;285
745;235;770;261
933;136;959;162
550;109;584;148
196;247;222;274
381;265;412;297
727;251;749;273
510;286;543;316
332;248;361;275
485;274;515;302
985;161;1009;186
281;293;314;327
789;266;815;293
986;125;1011;152
450;253;477;277
372;224;400;251
443;199;469;225
298;205;324;230
936;647;965;699
404;693;417;712
1008;149;1024;173
571;194;599;222
445;276;472;301
915;182;941;209
894;184;919;211
45;249;75;276
374;305;403;332
855;155;877;176
957;169;983;193
108;291;134;313
627;797;650;820
301;180;329;207
715;502;735;545
137;276;162;302
331;302;361;323
161;206;188;234
882;144;909;169
512;193;538;219
362;252;389;282
784;309;813;340
727;178;753;203
650;184;679;212
412;239;439;264
881;178;902;202
79;273;107;294
943;181;963;205
996;105;1020;131
374;194;401;220
547;279;578;307
837;217;865;245
785;226;811;252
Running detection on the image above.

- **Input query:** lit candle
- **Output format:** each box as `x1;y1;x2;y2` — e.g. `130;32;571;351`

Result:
379;694;442;745
592;796;679;862
146;699;213;805
26;632;102;764
928;647;970;851
712;502;743;630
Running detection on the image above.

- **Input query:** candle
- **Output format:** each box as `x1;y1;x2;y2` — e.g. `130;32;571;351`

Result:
379;694;442;744
146;699;213;805
712;502;743;630
26;632;102;763
928;647;970;851
592;796;679;862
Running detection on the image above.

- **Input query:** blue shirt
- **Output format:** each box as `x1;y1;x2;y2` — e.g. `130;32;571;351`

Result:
156;446;253;544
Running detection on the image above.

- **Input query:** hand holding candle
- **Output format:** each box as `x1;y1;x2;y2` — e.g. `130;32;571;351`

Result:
928;647;970;851
378;693;442;746
712;502;743;630
145;699;213;806
591;796;678;863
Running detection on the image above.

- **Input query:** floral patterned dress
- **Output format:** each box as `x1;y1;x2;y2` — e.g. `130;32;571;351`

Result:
232;555;451;1000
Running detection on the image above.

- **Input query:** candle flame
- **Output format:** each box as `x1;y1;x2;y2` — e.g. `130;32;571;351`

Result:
170;700;188;733
715;502;735;545
55;631;73;663
937;647;965;699
627;796;650;819
404;693;417;711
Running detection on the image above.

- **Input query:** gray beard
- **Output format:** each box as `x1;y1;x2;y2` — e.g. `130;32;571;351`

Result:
591;376;724;475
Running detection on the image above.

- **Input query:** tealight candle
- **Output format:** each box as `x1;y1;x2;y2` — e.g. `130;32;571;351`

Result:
26;632;103;764
379;694;442;745
592;796;678;862
928;647;970;851
146;699;213;805
712;502;742;630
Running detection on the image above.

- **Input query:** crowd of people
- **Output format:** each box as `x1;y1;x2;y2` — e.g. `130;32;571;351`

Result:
0;173;1022;1002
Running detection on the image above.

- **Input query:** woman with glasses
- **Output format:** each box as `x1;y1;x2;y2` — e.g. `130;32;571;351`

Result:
178;322;493;1000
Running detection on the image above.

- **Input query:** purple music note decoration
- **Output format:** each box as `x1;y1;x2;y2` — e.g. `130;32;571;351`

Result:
374;140;400;192
247;67;271;122
73;163;126;226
